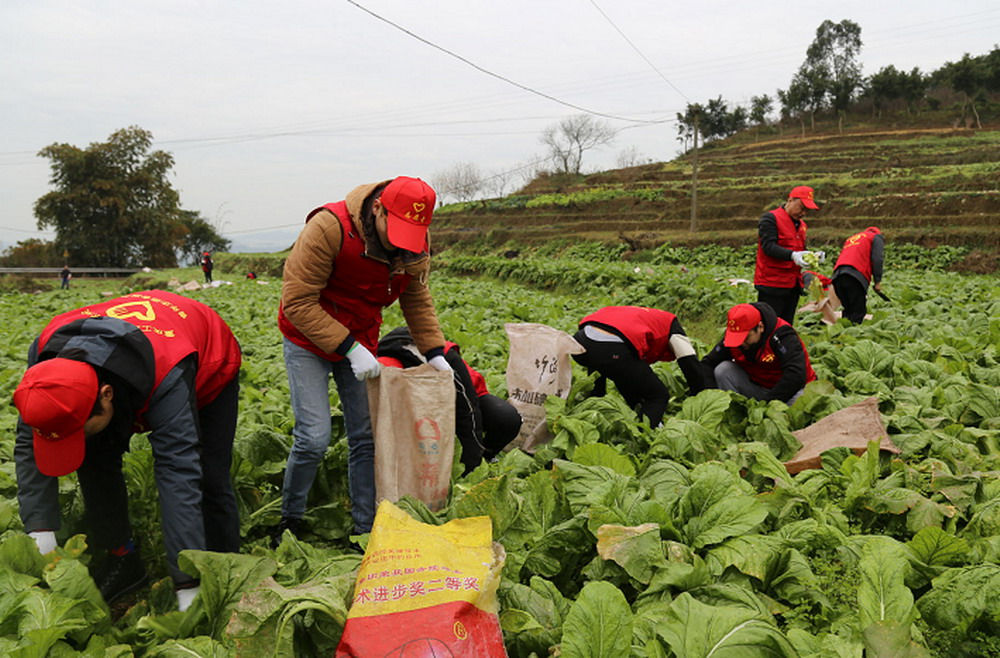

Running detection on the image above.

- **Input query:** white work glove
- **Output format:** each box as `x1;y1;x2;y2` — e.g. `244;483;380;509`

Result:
814;250;826;263
791;251;810;268
427;355;453;373
176;585;200;612
29;530;57;554
345;343;381;381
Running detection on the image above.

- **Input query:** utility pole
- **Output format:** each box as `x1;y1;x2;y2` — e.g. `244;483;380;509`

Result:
689;111;700;233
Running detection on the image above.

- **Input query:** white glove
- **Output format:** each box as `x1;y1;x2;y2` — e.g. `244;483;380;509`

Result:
345;343;381;381
791;251;809;268
427;355;453;373
29;530;57;554
814;250;826;263
176;585;200;612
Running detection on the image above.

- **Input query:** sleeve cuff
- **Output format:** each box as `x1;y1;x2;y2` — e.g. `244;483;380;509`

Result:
335;336;356;356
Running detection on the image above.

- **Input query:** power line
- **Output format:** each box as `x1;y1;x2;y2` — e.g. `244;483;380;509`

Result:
344;0;669;125
587;0;690;103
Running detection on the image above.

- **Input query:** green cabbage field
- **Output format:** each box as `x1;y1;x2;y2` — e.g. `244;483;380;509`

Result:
0;243;998;657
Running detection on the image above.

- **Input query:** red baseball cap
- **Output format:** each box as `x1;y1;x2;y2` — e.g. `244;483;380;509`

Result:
381;176;435;252
788;186;819;210
724;304;763;348
13;358;98;477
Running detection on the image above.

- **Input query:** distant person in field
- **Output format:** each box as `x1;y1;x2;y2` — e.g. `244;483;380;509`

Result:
755;186;825;324
701;302;816;405
12;291;242;612
571;306;705;427
200;252;214;283
276;177;451;546
60;265;71;290
377;326;523;473
832;226;884;324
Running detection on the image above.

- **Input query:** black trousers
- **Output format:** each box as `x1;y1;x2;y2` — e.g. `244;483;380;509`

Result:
75;376;241;555
833;276;868;324
755;286;801;325
479;394;522;456
572;330;670;427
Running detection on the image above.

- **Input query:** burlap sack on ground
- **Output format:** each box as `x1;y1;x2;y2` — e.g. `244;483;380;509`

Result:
504;322;584;453
784;396;900;474
367;364;456;511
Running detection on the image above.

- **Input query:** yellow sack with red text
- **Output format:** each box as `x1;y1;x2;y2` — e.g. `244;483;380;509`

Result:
335;500;507;657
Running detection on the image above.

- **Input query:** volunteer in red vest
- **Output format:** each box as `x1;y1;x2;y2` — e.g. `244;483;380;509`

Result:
702;302;816;404
13;291;242;611
571;306;705;427
755;186;825;324
276;177;450;546
832;226;884;324
377;327;522;473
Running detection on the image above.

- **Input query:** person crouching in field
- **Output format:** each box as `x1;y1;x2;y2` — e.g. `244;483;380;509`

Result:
701;302;816;405
832;226;884;324
377;327;523;474
275;177;452;547
13;291;242;612
571;306;704;427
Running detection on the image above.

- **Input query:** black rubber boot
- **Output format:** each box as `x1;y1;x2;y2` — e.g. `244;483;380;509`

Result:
270;517;303;549
93;551;148;604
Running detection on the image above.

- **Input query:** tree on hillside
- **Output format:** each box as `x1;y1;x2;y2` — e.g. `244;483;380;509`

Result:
34;126;225;268
777;79;810;137
540;114;615;175
787;66;829;132
900;67;929;115
177;210;231;266
939;53;988;128
866;64;906;117
804;19;863;133
432;161;485;203
676;98;746;146
749;94;773;140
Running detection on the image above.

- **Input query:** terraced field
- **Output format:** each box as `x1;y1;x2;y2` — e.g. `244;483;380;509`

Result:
433;124;1000;266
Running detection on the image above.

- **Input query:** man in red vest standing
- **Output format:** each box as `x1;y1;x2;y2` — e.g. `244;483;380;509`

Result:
701;302;816;405
13;291;242;611
832;226;884;324
754;186;825;324
276;177;450;546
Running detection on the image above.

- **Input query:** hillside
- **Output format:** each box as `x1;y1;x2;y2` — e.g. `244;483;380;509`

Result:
432;118;1000;272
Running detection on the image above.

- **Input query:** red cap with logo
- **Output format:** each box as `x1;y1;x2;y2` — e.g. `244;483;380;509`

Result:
13;358;98;477
724;303;763;348
788;185;819;210
381;176;436;252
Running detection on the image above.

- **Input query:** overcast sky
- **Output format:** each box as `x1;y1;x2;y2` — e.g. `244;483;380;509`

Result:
2;1;998;254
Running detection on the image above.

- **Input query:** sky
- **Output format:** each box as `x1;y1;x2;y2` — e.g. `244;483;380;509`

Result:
2;1;998;254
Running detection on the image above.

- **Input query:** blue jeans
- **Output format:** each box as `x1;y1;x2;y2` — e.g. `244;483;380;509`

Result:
282;338;376;533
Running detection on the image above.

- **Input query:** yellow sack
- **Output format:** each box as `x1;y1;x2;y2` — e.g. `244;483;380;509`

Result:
336;501;508;657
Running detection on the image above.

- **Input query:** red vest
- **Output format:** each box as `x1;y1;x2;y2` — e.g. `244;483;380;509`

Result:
278;201;414;360
37;291;241;426
834;227;880;282
755;207;807;287
728;318;816;388
580;306;679;363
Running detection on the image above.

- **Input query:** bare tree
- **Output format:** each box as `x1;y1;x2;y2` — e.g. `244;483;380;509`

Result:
512;156;549;189
540;114;615;174
483;168;514;198
615;145;647;168
431;161;484;203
